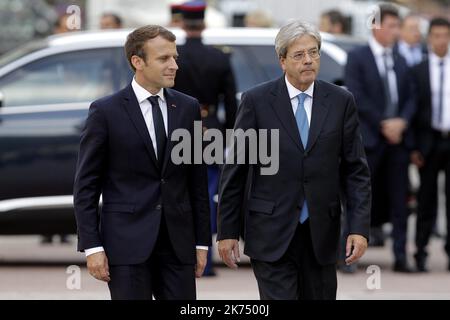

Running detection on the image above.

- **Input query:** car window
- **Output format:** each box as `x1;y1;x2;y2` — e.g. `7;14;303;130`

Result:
318;51;344;85
0;41;47;69
0;48;122;107
326;37;365;53
227;45;282;93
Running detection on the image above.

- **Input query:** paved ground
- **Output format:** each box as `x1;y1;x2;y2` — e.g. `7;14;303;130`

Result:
0;229;449;300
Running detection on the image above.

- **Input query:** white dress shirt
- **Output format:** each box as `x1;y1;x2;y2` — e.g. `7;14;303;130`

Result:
429;52;450;131
369;37;399;107
132;77;168;153
85;78;207;257
285;76;314;126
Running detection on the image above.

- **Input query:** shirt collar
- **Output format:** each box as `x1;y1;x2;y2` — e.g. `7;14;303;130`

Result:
285;76;314;100
429;51;450;65
132;77;165;104
369;37;393;56
398;40;420;51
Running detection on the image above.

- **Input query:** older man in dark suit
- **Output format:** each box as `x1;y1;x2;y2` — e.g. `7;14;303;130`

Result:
217;20;371;300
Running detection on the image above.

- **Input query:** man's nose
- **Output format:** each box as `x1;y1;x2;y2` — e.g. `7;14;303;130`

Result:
171;58;179;70
303;56;312;64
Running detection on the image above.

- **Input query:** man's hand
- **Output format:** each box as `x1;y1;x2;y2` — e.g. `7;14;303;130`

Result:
195;249;208;278
345;234;368;265
218;239;240;269
87;251;110;282
381;118;407;145
411;150;425;168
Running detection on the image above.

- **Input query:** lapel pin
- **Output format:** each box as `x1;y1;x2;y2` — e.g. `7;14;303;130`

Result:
171;104;176;108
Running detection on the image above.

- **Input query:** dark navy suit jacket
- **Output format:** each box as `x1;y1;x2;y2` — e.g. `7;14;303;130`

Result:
217;77;371;265
345;45;416;150
74;84;211;265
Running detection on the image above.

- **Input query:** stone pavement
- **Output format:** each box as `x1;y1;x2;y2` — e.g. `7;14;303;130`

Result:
0;233;449;300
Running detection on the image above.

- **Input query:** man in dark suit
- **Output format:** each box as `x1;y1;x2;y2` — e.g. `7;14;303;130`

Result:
73;25;211;299
174;1;237;135
345;4;416;272
397;14;427;68
411;17;450;272
217;20;371;300
173;0;238;276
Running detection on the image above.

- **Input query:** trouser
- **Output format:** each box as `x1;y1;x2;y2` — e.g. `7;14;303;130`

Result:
251;221;337;300
107;216;196;300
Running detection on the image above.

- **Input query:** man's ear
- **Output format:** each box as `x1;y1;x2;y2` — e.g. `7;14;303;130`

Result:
279;57;286;73
131;55;143;71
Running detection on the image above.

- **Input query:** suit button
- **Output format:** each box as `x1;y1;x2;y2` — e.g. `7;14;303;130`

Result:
304;151;308;157
161;179;166;184
304;179;308;184
156;205;162;210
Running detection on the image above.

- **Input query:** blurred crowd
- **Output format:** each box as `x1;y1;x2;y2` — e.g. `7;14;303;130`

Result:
343;5;449;274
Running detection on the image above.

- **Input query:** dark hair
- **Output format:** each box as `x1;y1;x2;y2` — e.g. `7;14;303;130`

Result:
183;19;205;31
124;25;176;72
428;17;450;34
102;13;122;26
323;10;345;27
372;4;399;25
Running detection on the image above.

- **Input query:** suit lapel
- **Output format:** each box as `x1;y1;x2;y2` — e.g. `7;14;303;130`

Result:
121;84;159;170
366;46;384;88
269;77;304;151
422;61;432;122
305;80;329;153
422;61;431;100
393;50;404;90
161;88;179;175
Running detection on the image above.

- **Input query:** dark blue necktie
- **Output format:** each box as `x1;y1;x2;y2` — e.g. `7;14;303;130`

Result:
295;93;309;223
148;96;166;167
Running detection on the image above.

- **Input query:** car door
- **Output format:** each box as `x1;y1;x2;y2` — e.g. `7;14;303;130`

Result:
0;47;126;233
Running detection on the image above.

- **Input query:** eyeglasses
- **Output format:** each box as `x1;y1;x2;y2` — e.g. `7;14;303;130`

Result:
287;48;320;61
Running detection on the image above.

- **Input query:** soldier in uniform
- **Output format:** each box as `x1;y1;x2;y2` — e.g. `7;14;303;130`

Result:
174;0;238;276
168;3;184;28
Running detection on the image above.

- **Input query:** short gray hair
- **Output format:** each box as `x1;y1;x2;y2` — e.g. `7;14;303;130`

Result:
275;20;321;59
